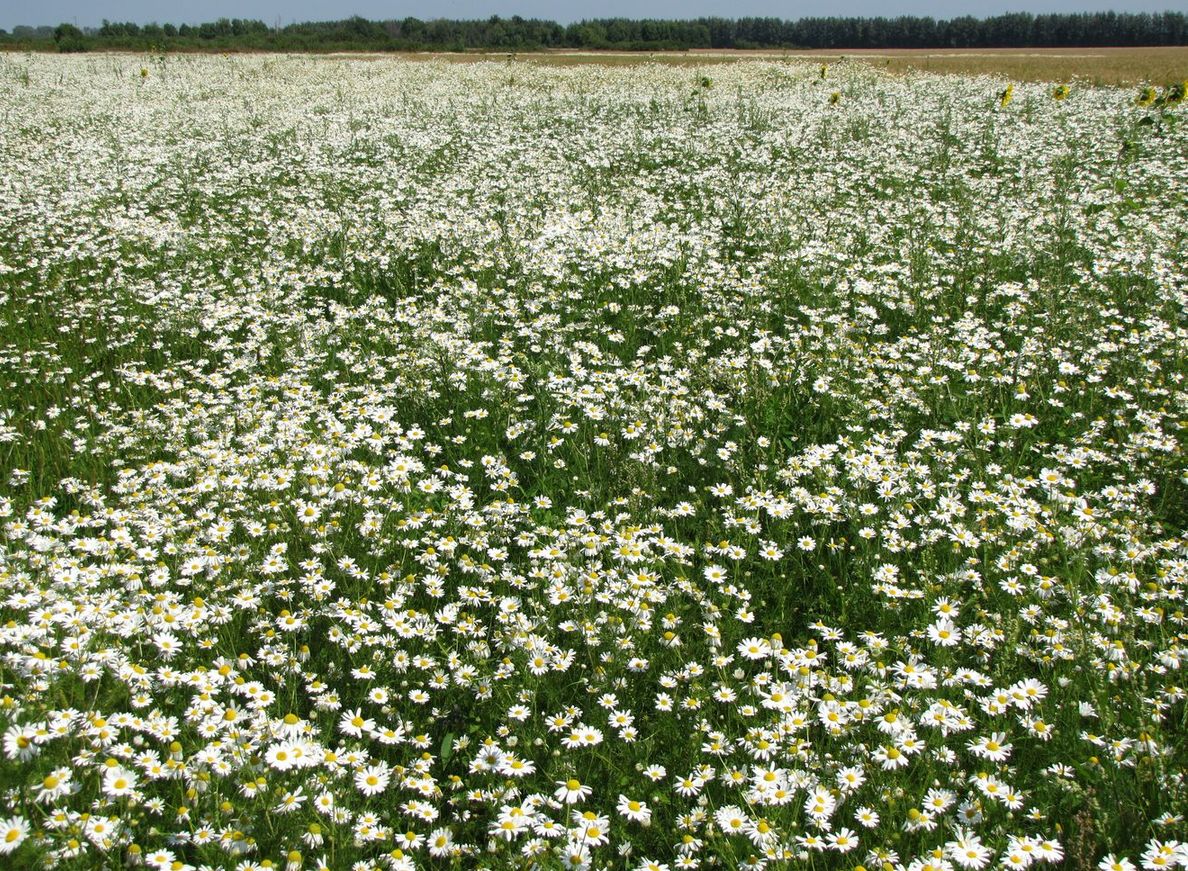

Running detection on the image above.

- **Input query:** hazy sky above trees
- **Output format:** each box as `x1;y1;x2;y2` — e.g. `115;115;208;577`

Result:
4;0;1185;30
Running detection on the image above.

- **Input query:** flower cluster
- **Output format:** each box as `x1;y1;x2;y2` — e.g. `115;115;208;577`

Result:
0;53;1184;870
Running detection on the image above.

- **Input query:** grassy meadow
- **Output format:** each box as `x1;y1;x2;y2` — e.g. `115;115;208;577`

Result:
0;52;1186;871
509;46;1188;86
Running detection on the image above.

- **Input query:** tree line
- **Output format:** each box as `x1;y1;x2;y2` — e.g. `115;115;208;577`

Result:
3;11;1185;54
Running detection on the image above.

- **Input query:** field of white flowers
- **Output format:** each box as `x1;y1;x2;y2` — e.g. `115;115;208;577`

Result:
0;52;1185;871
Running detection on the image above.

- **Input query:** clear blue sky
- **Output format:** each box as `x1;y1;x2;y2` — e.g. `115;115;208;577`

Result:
3;1;1186;30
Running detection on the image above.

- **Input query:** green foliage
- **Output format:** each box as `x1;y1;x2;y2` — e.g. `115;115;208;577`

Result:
51;23;86;53
2;11;1186;53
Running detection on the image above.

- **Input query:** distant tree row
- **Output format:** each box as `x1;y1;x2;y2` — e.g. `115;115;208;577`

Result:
1;11;1185;53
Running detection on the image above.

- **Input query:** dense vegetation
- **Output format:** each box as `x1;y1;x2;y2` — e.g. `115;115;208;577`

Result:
0;52;1185;870
1;11;1186;53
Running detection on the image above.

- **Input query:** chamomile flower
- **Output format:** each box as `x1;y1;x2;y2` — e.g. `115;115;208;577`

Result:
617;795;652;825
0;817;28;854
554;778;592;804
102;766;138;798
354;763;391;797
